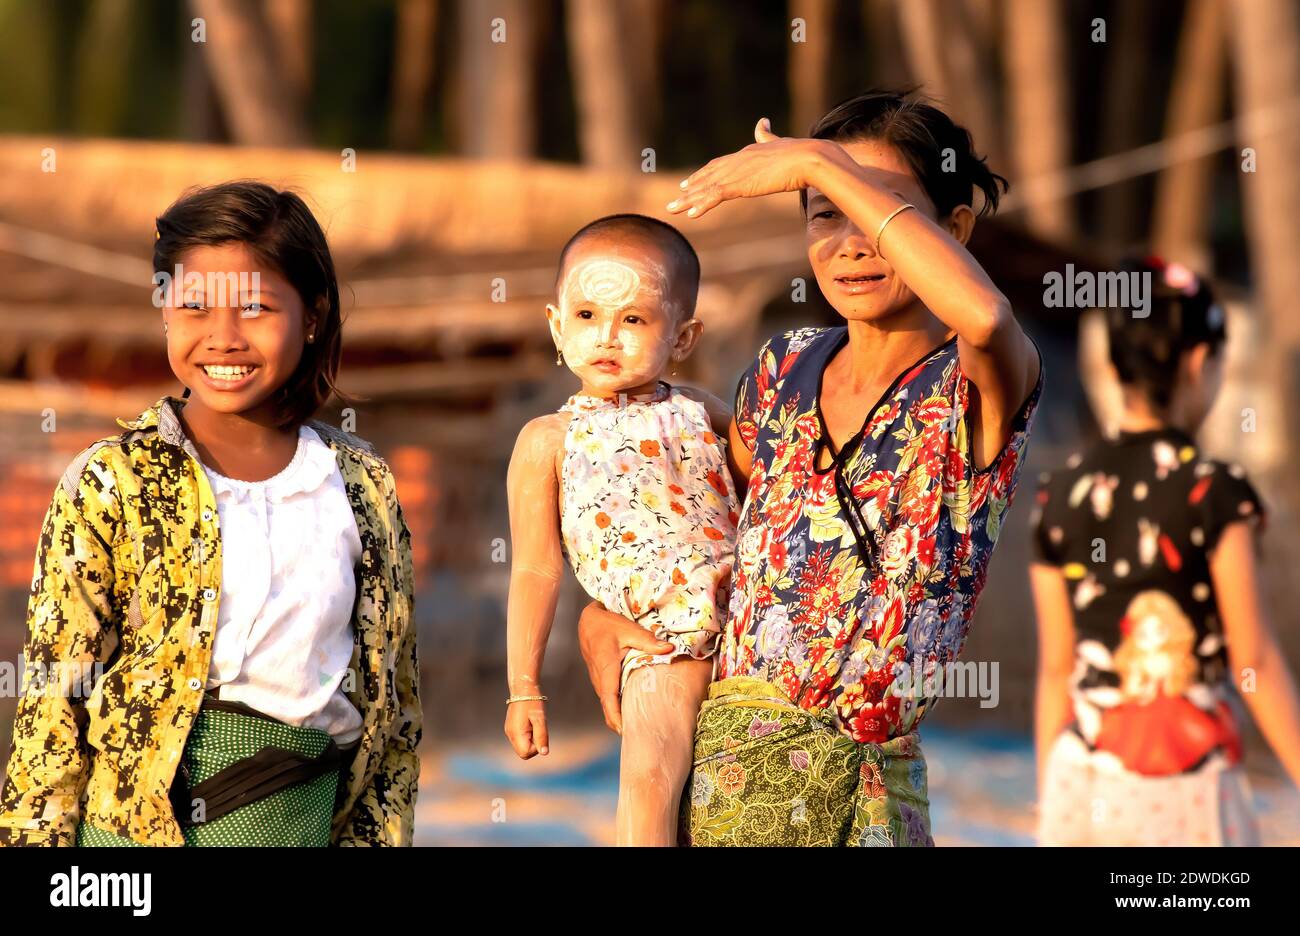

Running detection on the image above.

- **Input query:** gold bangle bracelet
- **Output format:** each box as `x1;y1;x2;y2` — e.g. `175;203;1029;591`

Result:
874;202;915;258
506;694;548;705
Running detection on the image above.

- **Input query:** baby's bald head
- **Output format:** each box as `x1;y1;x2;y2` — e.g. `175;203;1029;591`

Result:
555;214;700;322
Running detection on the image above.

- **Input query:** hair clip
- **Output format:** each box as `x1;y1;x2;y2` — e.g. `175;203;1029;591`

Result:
154;229;161;240
1163;261;1199;295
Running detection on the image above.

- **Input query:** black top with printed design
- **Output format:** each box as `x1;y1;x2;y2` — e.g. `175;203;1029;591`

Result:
1031;426;1265;706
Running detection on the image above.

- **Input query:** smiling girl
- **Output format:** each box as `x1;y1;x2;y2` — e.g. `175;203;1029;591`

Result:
0;181;422;846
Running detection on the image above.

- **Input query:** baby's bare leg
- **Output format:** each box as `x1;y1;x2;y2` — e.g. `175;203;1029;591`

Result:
615;656;713;846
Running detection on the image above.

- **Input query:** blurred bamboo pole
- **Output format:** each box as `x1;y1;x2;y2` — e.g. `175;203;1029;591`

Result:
0;2;59;131
626;0;664;141
1228;0;1300;497
861;0;910;88
1097;0;1153;249
1003;0;1075;240
789;0;833;136
895;0;1003;171
1152;0;1227;271
264;0;312;105
944;0;1003;171
457;0;536;159
963;0;997;53
188;0;310;145
566;0;642;170
72;0;137;136
390;0;438;150
895;0;946;99
181;20;222;141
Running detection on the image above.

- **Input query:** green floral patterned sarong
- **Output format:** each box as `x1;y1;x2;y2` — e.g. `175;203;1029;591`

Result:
680;676;933;846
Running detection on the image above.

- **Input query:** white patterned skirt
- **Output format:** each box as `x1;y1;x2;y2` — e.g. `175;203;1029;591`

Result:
1037;731;1260;846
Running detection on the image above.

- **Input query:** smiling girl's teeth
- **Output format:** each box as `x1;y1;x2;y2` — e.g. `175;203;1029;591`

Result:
203;365;255;380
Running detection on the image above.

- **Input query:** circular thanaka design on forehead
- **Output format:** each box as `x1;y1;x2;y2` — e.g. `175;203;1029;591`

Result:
571;258;643;309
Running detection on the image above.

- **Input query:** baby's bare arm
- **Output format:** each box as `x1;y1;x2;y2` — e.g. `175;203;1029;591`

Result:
505;414;568;697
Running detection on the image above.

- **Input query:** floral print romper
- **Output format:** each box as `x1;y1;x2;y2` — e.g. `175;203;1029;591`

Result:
558;381;741;692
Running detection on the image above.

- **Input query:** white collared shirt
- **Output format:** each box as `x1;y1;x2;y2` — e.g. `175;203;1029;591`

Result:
200;424;364;744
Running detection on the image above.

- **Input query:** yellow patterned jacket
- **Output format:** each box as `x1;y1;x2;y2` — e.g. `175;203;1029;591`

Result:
0;396;422;846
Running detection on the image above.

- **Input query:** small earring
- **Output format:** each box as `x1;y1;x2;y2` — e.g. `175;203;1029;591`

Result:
307;333;314;343
555;349;564;366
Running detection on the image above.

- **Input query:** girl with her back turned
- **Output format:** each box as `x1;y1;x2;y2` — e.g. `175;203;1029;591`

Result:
1031;257;1300;846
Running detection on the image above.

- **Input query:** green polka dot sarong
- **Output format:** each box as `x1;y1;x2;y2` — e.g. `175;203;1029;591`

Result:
679;676;934;846
77;697;349;847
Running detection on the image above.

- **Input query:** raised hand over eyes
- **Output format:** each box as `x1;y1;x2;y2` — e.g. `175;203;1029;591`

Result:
666;117;837;220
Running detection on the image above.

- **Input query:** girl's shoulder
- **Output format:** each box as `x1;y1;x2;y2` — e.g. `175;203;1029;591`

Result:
1187;456;1267;533
58;435;127;502
510;412;568;478
516;411;569;446
303;419;407;505
305;419;378;457
59;395;185;502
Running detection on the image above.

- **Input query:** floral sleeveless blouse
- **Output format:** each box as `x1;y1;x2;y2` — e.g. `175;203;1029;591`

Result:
718;326;1045;742
558;381;741;687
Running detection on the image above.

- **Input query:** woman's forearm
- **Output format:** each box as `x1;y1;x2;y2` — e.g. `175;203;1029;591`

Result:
1034;674;1073;789
805;148;1008;345
1234;642;1300;789
1210;524;1300;787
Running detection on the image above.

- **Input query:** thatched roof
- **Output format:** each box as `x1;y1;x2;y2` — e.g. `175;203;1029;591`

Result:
0;136;1098;416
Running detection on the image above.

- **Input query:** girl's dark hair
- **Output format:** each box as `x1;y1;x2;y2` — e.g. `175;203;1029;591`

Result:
801;87;1008;220
1105;256;1226;412
153;180;346;429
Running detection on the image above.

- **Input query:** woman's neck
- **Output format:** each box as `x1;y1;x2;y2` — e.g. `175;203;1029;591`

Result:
841;309;953;390
1116;410;1167;433
1115;390;1195;436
